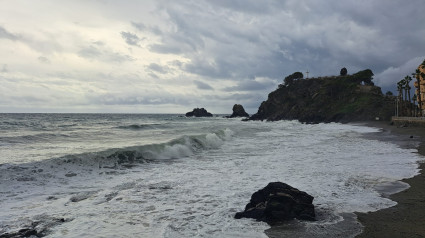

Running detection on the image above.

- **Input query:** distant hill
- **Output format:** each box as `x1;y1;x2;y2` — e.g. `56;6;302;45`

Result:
250;70;395;123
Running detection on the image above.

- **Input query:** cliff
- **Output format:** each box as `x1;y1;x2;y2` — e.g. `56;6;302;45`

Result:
250;74;394;123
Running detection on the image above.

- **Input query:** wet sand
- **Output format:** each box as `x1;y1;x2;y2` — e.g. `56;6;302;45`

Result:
356;121;425;238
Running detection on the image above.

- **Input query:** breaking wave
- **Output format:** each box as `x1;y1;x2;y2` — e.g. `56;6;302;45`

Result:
52;128;235;168
116;124;165;130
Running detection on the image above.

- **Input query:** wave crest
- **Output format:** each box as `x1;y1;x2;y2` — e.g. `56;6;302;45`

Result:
56;128;234;169
116;123;164;130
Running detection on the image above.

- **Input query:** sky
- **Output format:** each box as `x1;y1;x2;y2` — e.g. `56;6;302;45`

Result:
0;0;424;114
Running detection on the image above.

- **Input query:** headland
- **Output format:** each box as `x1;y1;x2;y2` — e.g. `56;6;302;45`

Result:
249;69;395;124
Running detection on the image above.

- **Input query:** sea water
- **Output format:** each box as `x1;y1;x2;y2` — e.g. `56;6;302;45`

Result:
0;114;422;237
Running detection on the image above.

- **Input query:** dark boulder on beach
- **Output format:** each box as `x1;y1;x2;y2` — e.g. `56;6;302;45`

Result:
235;182;316;224
228;104;249;118
185;108;213;117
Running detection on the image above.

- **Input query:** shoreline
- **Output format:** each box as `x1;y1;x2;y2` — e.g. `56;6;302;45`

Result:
355;121;425;238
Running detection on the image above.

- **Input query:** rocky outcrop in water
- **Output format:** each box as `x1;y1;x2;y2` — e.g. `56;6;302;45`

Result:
0;217;67;238
0;228;39;238
185;108;213;117
235;182;316;224
228;104;249;118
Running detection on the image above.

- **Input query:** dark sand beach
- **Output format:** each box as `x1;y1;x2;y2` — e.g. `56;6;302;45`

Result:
356;121;425;238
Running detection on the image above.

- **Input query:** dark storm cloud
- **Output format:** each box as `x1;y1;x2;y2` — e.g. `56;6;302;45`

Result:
151;0;425;89
2;0;424;113
224;79;277;92
205;0;276;14
149;1;302;79
120;31;144;47
0;26;19;41
194;80;214;90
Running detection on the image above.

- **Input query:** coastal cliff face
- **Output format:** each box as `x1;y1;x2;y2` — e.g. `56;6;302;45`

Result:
250;76;394;123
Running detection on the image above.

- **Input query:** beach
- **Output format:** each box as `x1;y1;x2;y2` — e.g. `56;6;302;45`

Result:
356;121;425;238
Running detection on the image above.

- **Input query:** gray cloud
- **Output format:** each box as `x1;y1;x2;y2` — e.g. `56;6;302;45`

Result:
131;22;146;31
1;0;424;113
205;0;276;14
0;26;63;54
92;41;105;46
147;63;170;74
224;79;276;92
121;31;144;47
88;92;191;106
194;80;214;90
151;0;425;82
1;64;8;72
132;21;163;36
149;43;183;55
78;44;134;63
0;26;19;41
38;56;50;64
78;45;101;58
375;57;424;93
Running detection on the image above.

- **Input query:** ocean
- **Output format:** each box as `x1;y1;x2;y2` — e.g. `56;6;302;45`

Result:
0;113;422;237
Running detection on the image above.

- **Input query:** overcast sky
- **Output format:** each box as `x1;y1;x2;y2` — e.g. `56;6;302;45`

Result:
1;0;424;113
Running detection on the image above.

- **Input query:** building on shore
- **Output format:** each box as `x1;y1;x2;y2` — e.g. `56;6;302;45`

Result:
414;61;425;114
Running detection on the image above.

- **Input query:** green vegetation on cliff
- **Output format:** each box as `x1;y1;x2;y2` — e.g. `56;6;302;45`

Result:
250;70;394;123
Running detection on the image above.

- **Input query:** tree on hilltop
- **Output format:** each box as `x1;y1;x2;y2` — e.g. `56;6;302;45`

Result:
352;69;374;85
340;67;347;76
284;72;304;86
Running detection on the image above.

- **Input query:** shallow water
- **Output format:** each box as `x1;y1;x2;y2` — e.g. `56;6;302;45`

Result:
0;114;422;237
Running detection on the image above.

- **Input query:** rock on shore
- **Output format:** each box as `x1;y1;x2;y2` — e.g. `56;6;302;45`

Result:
185;108;213;117
235;182;316;224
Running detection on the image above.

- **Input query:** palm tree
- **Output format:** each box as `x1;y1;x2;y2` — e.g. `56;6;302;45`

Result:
414;68;423;116
404;76;412;116
402;77;407;114
397;80;404;116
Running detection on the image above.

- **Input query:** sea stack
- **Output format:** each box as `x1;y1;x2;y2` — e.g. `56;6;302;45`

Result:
229;104;249;118
185;108;213;117
235;182;316;224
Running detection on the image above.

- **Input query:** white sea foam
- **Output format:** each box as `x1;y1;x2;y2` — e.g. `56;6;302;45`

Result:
0;115;422;237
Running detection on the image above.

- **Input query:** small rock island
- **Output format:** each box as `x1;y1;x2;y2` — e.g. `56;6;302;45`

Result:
185;108;213;117
228;104;249;118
